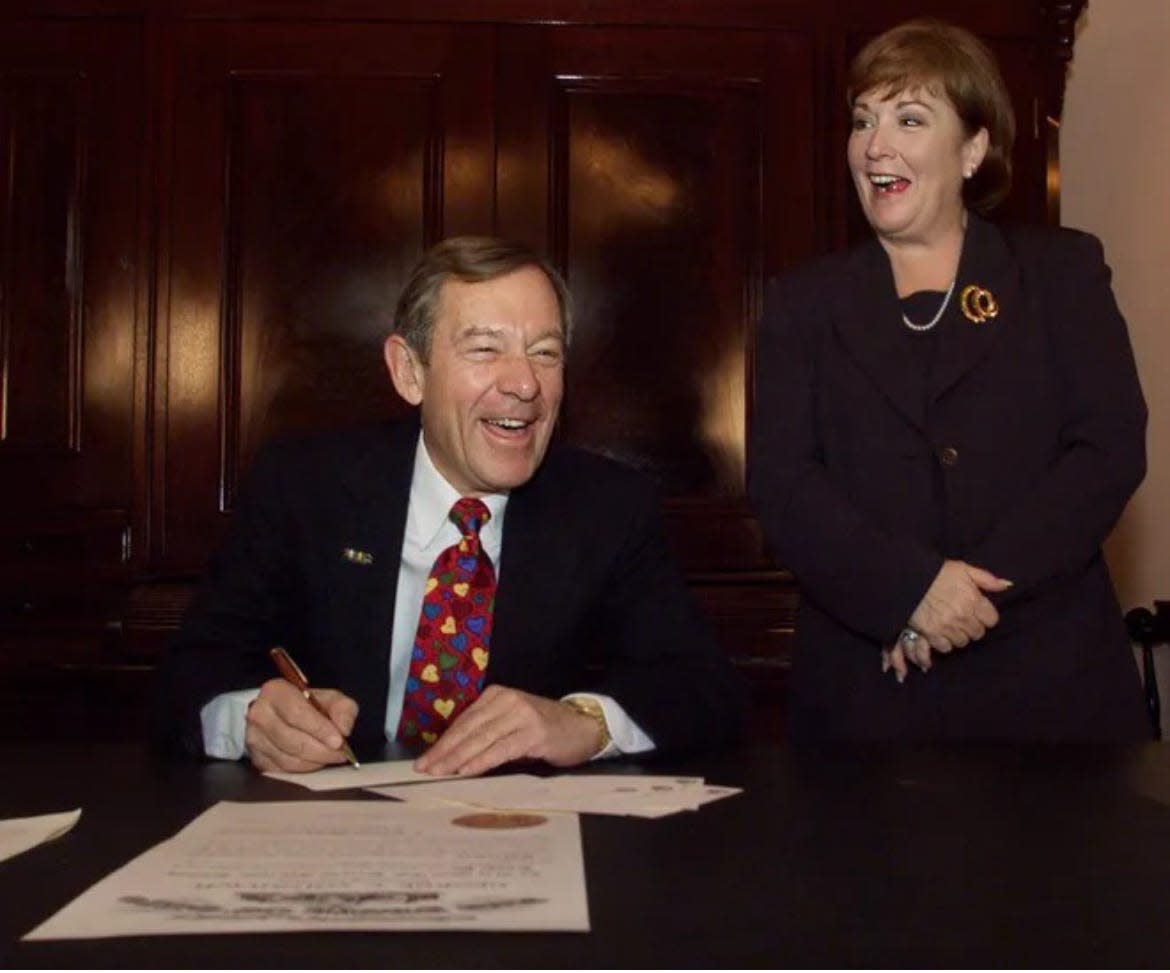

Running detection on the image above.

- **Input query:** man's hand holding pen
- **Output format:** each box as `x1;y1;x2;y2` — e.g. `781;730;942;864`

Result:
248;647;609;776
245;678;358;772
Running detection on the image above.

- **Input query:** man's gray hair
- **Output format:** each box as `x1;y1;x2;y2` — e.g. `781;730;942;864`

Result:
393;236;573;362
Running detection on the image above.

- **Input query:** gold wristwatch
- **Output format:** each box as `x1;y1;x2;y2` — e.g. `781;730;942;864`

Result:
564;695;612;755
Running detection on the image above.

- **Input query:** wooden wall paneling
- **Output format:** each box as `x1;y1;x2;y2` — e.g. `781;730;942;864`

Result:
2;0;1039;31
0;22;144;511
989;37;1049;226
154;21;496;572
0;21;145;660
0;72;81;458
1040;0;1088;224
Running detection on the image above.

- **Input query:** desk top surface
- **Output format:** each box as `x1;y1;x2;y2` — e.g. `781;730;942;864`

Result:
4;739;1170;968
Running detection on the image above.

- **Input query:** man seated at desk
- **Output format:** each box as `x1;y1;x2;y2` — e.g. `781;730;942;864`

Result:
156;236;743;775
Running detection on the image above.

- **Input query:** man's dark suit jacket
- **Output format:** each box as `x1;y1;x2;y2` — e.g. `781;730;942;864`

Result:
750;213;1150;741
157;418;744;757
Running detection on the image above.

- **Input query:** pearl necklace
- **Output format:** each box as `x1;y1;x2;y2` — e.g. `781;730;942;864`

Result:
901;277;956;332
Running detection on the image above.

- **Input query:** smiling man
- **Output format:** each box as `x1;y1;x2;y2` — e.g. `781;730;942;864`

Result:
157;237;744;774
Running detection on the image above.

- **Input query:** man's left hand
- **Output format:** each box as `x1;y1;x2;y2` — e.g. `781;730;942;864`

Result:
414;685;605;776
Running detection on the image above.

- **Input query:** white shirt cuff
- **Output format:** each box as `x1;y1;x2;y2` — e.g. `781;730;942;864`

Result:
200;688;260;760
562;692;655;759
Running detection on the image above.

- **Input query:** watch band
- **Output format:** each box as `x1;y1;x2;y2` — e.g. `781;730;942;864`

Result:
564;695;612;755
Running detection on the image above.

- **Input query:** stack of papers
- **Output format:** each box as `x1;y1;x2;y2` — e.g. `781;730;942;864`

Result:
368;773;741;818
263;760;742;817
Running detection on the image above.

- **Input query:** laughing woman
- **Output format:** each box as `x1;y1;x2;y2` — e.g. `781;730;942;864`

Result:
750;19;1150;741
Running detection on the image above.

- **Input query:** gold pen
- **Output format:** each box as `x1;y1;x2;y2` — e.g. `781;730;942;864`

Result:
268;646;361;768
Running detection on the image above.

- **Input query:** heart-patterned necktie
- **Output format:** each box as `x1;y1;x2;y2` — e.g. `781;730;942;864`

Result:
397;497;495;744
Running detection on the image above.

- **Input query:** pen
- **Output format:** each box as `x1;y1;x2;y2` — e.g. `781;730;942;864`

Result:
268;646;361;768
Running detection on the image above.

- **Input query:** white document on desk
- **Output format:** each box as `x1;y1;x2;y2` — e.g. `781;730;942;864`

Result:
263;759;459;791
0;808;81;864
370;773;742;818
23;800;588;939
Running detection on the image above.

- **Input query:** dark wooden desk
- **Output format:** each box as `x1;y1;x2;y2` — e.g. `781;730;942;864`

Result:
4;740;1170;968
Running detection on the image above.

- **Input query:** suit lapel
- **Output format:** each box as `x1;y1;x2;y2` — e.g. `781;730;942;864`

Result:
489;470;543;687
338;418;416;554
833;215;1021;428
836;238;929;430
928;214;1020;402
336;420;417;666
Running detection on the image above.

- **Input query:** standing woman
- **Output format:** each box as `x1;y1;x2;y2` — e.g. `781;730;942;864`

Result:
750;19;1150;740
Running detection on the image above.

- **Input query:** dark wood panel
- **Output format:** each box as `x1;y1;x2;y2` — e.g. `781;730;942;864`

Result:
0;511;131;660
1;0;1040;33
156;21;496;570
0;22;145;514
0;666;152;740
691;575;798;664
0;74;82;453
559;81;757;497
989;37;1049;226
224;75;439;500
0;519;125;571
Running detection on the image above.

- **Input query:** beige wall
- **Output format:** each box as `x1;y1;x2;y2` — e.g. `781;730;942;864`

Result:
1063;0;1170;731
1063;0;1170;614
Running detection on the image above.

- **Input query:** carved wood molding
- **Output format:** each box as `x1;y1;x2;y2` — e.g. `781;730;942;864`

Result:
1041;0;1088;118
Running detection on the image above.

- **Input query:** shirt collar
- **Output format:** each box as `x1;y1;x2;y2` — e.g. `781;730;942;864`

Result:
408;434;508;550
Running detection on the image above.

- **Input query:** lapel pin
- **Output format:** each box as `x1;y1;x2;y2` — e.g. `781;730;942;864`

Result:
343;547;374;566
960;284;999;324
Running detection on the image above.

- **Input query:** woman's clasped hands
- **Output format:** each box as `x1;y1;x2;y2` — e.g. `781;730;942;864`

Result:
882;559;1013;682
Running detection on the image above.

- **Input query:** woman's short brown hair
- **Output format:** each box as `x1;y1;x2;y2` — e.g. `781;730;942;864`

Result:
848;18;1015;214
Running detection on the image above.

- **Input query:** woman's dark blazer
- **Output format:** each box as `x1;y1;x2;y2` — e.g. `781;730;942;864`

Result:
750;213;1150;741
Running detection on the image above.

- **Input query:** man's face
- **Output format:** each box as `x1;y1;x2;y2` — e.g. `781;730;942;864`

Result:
385;265;565;496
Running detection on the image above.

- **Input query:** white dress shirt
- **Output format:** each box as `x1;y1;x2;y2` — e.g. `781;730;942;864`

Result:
200;434;653;760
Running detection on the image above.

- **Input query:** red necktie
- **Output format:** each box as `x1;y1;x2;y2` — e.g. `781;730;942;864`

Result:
397;498;495;744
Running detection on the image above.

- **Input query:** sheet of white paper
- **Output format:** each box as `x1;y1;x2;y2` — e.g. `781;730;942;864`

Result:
0;809;82;864
24;800;588;940
368;774;741;818
370;774;550;808
264;758;459;791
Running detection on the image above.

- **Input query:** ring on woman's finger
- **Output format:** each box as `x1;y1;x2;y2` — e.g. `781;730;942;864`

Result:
899;628;921;644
